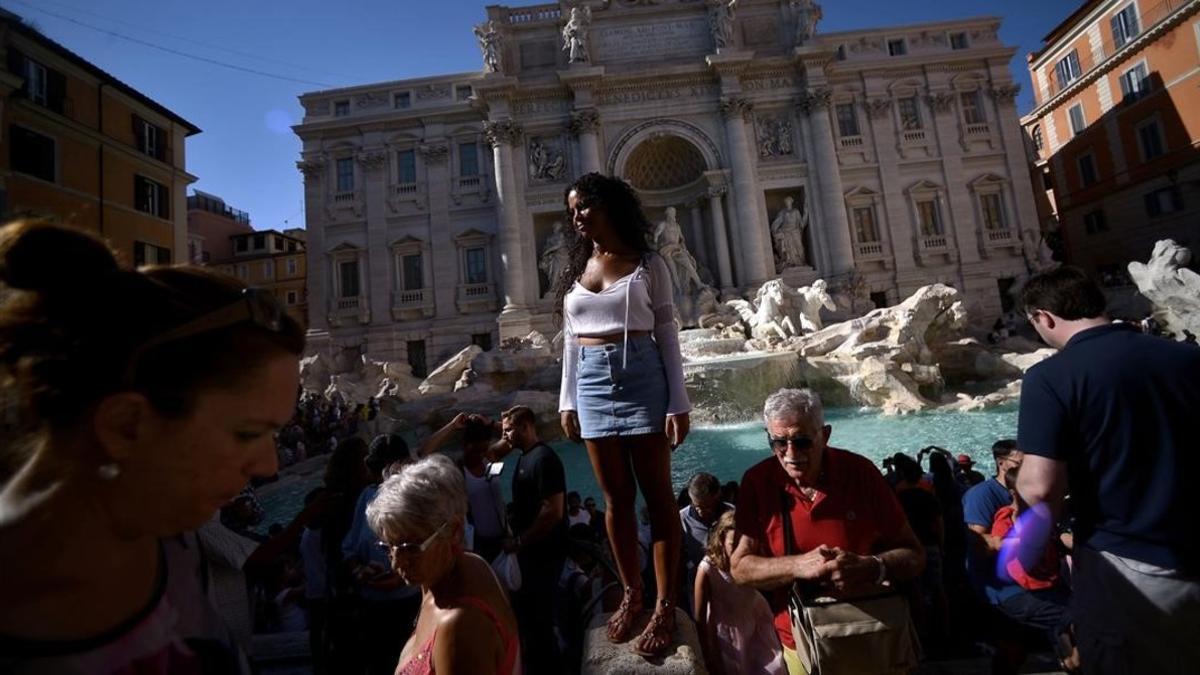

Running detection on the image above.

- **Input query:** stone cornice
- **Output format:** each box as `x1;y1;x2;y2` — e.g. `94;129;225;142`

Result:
355;149;387;170
418;143;449;163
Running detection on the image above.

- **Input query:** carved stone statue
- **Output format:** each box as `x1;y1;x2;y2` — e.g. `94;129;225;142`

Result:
1021;229;1056;273
562;6;592;64
539;221;570;295
473;21;502;73
1128;239;1200;340
790;0;823;47
707;0;738;53
654;207;704;295
770;195;808;269
796;279;836;333
528;139;566;183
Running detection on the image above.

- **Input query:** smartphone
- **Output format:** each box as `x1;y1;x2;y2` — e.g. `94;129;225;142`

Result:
487;461;504;478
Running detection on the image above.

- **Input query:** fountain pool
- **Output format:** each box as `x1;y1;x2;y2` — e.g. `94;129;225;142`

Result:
255;405;1017;532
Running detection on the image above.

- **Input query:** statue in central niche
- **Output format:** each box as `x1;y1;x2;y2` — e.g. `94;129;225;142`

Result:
654;206;704;297
770;195;809;269
562;6;592;64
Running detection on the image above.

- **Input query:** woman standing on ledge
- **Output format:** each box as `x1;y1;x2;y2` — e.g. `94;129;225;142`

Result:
556;173;691;658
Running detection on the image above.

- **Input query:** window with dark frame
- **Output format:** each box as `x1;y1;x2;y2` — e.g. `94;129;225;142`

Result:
1137;118;1165;160
401;253;423;290
339;260;360;298
407;340;428;379
1112;4;1140;48
1144;186;1183;217
134;116;166;161
898;96;922;130
1083;210;1108;234
887;39;906;56
1119;63;1150;102
961;91;985;125
334;100;350;117
459;143;479;177
134;175;170;219
1054;50;1082;89
9;125;55;182
949;32;969;50
398;150;417;184
394;92;411;109
1078;154;1099;187
465;247;487;284
336;158;354;192
1069;104;1086;136
835;103;859;137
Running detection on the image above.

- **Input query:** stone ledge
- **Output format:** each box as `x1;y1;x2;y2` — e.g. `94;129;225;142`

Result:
582;608;709;675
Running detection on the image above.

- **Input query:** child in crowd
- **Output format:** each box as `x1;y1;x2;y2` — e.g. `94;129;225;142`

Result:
693;511;784;675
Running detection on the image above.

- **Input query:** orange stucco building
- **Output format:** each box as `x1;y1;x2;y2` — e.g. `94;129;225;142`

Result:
1021;0;1199;287
214;229;309;327
0;9;199;266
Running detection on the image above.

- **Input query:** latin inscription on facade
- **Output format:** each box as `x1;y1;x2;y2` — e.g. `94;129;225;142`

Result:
596;83;718;106
593;18;709;63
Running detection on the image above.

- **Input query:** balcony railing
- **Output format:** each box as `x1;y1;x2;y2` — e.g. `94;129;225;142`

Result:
506;4;560;24
901;129;927;144
920;234;949;250
985;228;1014;244
332;190;358;204
839;135;864;149
336;297;359;310
396;288;428;306
393;182;418;196
965;122;991;137
458;175;482;189
462;283;491;297
856;241;885;258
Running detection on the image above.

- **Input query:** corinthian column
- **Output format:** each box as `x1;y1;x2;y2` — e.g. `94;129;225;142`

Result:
720;96;771;286
569;109;602;175
484;118;533;334
797;87;855;275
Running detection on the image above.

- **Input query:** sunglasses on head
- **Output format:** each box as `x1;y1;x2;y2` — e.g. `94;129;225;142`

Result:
766;433;815;452
121;287;287;386
376;520;450;557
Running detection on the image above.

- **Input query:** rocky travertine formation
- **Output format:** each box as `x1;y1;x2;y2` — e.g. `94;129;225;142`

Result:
1128;239;1200;340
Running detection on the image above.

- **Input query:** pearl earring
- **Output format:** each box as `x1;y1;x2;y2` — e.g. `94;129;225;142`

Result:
97;462;122;480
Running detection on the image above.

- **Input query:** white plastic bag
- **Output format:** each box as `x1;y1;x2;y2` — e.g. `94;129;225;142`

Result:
491;551;522;592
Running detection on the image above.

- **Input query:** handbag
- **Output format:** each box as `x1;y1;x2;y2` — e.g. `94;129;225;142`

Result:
781;490;920;675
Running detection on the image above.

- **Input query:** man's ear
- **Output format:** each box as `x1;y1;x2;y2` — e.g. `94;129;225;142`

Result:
821;424;832;443
93;392;156;462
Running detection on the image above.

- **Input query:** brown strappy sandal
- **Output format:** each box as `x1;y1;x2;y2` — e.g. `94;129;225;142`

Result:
606;585;643;643
632;598;676;658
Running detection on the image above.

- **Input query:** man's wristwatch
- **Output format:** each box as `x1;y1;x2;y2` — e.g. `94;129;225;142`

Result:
871;555;887;585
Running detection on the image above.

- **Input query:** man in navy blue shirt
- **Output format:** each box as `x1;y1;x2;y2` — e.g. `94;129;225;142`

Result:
962;440;1023;603
1016;266;1200;675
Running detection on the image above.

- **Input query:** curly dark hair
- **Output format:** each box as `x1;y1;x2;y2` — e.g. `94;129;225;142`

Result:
553;173;654;314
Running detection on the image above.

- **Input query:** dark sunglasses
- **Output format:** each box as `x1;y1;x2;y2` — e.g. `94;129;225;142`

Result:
766;433;815;452
122;287;286;386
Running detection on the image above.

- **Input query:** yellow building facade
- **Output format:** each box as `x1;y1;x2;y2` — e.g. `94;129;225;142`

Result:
215;229;309;327
0;9;199;266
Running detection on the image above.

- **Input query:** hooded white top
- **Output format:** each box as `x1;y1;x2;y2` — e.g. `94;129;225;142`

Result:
559;253;691;416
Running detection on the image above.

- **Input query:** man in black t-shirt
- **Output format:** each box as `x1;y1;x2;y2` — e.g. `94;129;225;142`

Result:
498;405;566;675
1016;267;1200;675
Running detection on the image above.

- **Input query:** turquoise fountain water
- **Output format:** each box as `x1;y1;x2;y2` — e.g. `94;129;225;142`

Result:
256;405;1017;530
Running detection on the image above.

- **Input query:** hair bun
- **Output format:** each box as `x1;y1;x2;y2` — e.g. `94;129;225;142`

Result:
0;221;119;292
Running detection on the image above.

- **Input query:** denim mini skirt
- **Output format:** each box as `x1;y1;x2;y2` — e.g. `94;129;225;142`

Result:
576;334;668;439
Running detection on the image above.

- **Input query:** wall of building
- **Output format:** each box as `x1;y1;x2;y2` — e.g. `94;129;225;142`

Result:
1022;0;1199;283
0;17;196;266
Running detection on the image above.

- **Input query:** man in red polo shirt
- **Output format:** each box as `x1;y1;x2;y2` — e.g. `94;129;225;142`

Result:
731;388;925;674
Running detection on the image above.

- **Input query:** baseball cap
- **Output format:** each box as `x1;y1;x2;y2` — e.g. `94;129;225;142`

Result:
956;454;974;467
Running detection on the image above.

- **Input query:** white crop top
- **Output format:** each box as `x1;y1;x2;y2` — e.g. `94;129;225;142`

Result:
560;253;691;416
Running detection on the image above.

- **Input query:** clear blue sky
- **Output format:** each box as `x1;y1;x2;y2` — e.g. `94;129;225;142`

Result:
3;0;1080;233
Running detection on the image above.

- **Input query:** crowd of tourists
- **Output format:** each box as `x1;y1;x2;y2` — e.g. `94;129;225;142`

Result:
1;176;1196;675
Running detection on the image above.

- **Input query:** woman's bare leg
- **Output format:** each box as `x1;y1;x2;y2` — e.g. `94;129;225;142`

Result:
585;437;643;641
628;431;681;654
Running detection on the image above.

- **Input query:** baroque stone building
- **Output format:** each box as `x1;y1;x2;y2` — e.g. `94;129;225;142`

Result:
294;0;1039;372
